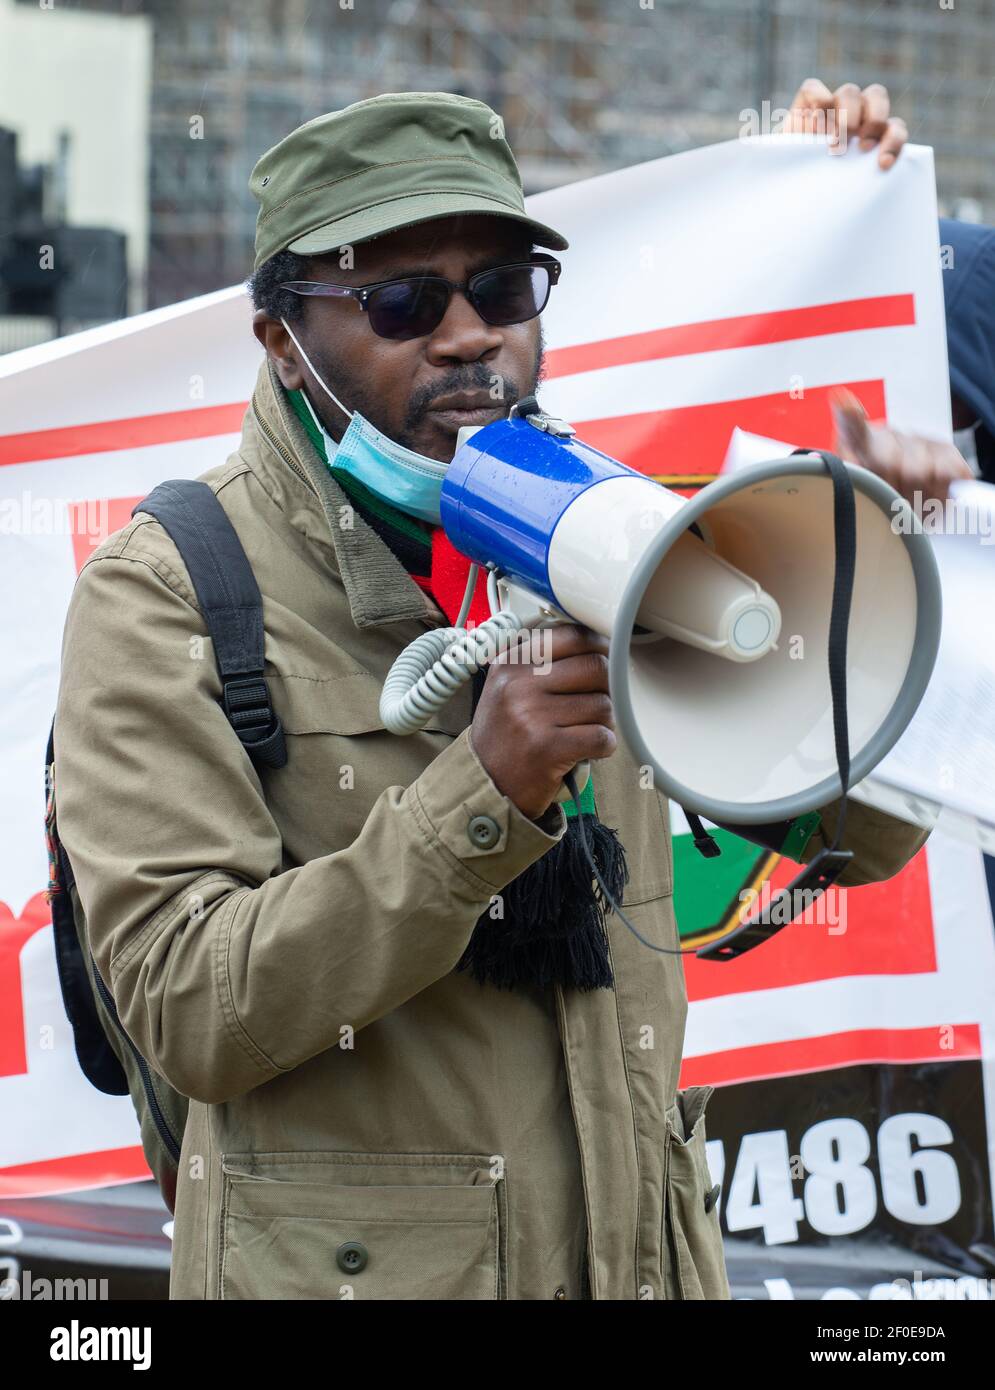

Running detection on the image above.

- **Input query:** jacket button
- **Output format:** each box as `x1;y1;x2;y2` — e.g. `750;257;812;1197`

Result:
336;1240;368;1274
554;1286;568;1300
704;1183;721;1214
467;814;501;849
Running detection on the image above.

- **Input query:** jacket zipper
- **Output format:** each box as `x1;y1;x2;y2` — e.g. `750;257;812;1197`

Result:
253;401;320;497
90;956;182;1163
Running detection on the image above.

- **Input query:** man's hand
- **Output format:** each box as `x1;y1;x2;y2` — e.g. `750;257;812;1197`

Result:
469;624;617;821
784;78;908;168
833;391;973;507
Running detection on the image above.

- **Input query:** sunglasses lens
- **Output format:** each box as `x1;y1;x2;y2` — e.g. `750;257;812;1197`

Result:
367;280;450;340
472;265;551;326
363;263;556;339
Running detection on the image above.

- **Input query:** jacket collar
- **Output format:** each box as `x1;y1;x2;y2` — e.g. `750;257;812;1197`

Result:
246;355;446;631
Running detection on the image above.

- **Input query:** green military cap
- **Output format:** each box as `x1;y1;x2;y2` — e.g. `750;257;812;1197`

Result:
249;91;569;270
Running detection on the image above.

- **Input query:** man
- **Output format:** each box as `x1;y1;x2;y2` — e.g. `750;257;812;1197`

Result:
54;85;927;1300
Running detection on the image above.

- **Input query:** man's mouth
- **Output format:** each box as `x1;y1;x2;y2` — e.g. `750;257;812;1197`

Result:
424;392;505;432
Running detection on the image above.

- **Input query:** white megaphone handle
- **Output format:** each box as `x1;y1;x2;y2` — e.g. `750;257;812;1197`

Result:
492;574;592;807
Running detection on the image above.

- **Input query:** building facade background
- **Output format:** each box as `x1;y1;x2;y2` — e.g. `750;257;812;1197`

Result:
1;0;993;329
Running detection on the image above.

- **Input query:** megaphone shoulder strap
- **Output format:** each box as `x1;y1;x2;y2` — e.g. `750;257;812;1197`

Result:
571;449;858;963
822;447;855;852
695;449;857;961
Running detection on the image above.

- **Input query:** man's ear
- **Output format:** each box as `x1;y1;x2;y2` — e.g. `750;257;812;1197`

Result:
252;311;306;390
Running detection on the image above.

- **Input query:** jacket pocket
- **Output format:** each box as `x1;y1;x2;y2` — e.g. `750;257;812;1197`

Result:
662;1086;730;1300
218;1152;504;1300
262;672;472;862
268;670;468;738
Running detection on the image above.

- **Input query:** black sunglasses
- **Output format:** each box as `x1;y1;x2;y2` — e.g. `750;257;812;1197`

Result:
278;256;561;341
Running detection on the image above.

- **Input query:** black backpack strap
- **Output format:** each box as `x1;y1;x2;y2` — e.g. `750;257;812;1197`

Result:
45;717;130;1095
132;480;287;770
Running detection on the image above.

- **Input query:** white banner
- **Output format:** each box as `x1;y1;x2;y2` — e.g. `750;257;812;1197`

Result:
2;135;991;1291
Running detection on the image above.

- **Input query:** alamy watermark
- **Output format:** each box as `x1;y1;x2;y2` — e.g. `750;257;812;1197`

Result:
0;1266;109;1300
0;492;110;543
451;624;555;676
739;882;846;934
892;492;995;544
740;100;847;144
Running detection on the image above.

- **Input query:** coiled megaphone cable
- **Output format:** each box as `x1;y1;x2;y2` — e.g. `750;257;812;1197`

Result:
379;585;524;734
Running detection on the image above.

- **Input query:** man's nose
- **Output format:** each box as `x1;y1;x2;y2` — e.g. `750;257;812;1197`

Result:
424;288;504;363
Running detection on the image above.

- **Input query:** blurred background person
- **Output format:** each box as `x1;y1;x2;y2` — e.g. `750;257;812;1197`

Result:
833;217;995;504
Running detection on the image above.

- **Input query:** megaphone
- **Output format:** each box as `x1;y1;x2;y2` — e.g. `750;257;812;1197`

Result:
381;402;941;832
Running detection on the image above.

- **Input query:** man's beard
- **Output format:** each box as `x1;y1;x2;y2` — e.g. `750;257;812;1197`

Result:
305;323;546;453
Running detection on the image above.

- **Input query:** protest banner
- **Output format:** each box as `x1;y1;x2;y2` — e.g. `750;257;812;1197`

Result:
2;135;989;1298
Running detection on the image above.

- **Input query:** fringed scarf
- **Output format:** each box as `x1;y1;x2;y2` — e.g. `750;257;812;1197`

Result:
289;388;627;991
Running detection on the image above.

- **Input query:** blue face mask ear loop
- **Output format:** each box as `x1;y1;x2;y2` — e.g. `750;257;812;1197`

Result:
280;315;354;436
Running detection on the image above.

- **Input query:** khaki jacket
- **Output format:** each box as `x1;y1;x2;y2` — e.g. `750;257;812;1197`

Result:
54;357;930;1300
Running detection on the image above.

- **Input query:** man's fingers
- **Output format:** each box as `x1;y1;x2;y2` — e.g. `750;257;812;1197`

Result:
540;690;615;730
870;427;907;481
897;435;951;507
835;400;907;489
920;449;949;504
783;78;903;162
833;396;873;463
912;440;973;504
896;434;933;500
857;82;891;149
876;116;908;168
544;624;609;662
945;449;975;494
831;82;863;151
539;650;611;695
785;76;833;132
495;623;607;668
552;722;618;767
839;424;974;508
792;76;834;109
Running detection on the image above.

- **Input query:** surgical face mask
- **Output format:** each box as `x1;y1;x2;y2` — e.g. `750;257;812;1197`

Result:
280;317;451;525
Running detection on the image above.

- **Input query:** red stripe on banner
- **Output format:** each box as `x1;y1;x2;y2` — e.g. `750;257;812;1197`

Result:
575;379;888;479
679;1023;982;1090
543;295;916;379
0;894;53;1079
0;300;911;467
0;401;247;467
0;1145;151;1199
59;379;886;581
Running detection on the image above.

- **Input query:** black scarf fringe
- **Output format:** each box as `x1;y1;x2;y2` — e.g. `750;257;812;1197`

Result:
455;813;629;992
